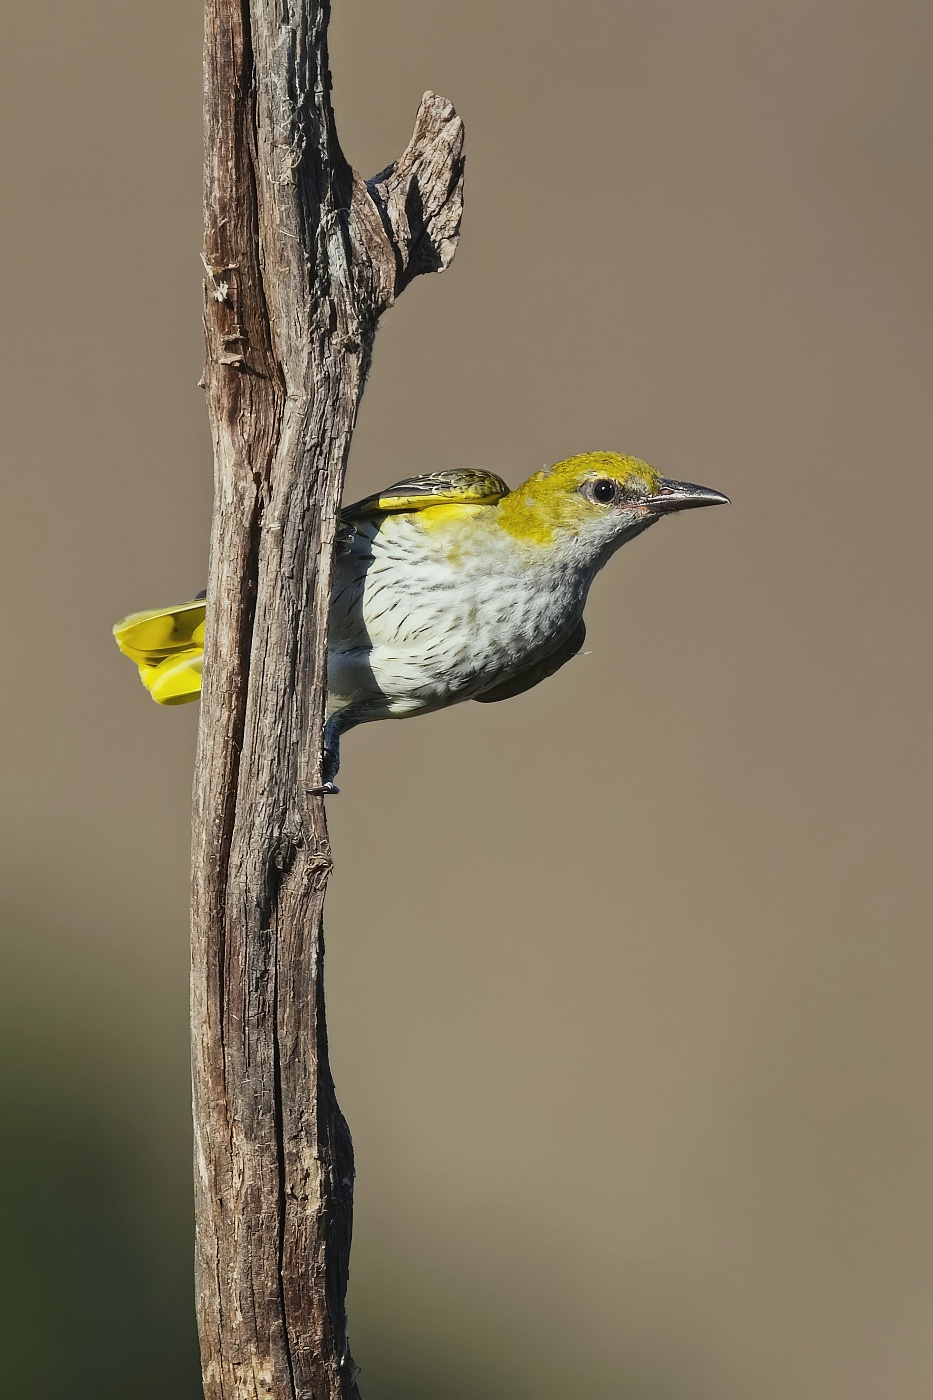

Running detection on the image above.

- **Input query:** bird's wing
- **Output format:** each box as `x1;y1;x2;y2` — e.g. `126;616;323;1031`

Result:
472;619;586;704
341;469;510;522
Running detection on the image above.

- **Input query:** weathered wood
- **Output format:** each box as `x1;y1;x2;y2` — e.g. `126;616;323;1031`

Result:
191;3;464;1396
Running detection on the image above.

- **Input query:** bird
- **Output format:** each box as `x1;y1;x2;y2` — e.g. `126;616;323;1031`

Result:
113;450;728;790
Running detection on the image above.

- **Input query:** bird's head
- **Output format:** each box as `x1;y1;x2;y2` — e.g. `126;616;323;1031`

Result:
496;451;729;565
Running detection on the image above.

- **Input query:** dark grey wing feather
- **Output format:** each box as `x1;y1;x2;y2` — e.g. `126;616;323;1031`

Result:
342;469;510;521
473;620;586;704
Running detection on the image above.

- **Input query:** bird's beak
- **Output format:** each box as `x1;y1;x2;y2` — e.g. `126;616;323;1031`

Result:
646;478;731;514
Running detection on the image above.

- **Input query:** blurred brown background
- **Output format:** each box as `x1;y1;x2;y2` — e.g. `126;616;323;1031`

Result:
2;1;932;1396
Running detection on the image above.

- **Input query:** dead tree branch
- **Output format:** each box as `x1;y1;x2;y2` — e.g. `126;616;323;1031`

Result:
190;3;464;1396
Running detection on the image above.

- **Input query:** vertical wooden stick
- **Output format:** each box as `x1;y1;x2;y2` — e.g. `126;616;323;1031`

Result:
191;3;464;1395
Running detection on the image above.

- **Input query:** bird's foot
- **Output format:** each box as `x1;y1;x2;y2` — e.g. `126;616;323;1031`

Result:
308;745;341;796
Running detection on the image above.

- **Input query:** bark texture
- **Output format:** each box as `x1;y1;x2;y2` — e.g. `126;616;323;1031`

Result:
191;4;464;1396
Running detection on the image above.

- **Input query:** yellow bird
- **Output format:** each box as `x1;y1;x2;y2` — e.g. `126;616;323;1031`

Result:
114;451;728;789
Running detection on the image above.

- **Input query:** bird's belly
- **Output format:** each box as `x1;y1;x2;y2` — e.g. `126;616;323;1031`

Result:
328;541;583;719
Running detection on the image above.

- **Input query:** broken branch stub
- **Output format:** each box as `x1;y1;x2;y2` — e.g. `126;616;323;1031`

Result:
355;90;466;313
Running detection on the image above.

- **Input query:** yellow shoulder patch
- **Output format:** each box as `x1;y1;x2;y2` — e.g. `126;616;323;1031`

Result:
416;502;491;533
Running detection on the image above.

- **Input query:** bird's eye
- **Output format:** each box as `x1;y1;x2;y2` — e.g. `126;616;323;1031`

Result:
592;478;617;505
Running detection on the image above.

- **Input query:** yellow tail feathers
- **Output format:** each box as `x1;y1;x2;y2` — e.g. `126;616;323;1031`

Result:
113;599;205;705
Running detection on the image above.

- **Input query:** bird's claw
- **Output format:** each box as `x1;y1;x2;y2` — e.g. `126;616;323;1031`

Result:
308;781;340;796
